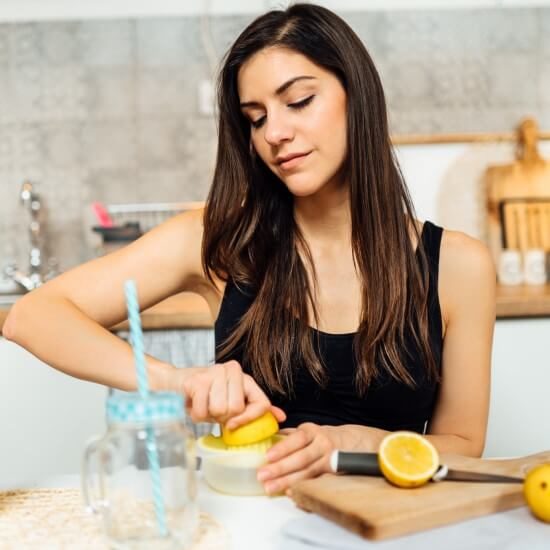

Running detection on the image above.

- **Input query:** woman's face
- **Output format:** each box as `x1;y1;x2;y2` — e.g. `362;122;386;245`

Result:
238;47;348;198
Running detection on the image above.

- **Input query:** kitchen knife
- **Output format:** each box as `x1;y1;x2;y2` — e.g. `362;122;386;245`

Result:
330;450;524;484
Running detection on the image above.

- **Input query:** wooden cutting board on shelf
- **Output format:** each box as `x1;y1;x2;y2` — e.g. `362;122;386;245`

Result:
291;450;550;541
485;117;550;258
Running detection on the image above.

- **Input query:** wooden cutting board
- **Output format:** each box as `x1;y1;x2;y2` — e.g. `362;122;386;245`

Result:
485;117;550;259
291;451;550;541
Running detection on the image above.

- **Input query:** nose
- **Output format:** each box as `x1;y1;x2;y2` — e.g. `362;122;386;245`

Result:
263;113;294;146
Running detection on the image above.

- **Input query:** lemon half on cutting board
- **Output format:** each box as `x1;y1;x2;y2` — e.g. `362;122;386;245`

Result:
378;431;440;488
197;411;281;496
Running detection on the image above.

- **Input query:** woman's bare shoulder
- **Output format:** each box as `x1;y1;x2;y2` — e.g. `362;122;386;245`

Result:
439;229;495;276
147;206;205;278
169;207;225;307
438;228;496;322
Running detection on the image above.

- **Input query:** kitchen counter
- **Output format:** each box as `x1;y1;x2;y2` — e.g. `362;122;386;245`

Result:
1;284;550;333
5;473;549;550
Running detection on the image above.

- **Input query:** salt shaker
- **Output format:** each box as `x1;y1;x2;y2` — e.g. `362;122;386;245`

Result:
497;249;523;285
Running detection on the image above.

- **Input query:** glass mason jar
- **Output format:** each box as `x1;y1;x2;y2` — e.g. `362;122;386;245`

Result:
82;391;198;549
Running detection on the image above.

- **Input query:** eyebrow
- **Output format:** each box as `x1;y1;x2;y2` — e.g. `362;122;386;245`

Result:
239;75;316;109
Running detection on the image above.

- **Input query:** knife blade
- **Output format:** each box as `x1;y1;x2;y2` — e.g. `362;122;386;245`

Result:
330;451;524;484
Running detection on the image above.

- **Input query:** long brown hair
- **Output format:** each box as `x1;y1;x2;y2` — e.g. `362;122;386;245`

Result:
203;3;439;395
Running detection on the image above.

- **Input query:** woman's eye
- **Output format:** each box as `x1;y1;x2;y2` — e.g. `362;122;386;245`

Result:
289;95;315;110
251;116;266;129
249;95;315;130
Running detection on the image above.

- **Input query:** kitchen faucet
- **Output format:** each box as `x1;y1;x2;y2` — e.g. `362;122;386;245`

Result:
3;181;56;292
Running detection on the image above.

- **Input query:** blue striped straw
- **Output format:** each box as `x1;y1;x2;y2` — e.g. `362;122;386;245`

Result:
124;280;167;537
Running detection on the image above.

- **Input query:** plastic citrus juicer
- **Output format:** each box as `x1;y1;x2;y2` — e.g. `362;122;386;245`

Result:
197;411;281;495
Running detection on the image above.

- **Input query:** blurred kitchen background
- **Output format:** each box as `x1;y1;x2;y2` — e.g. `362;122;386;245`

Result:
1;0;550;487
0;0;549;271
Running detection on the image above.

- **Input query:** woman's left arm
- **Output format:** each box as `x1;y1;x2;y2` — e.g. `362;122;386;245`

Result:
258;231;496;494
421;230;496;456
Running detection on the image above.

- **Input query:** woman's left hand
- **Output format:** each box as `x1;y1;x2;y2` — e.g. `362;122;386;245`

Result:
256;423;342;495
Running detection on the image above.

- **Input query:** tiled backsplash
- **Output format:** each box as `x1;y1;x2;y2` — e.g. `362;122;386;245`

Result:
0;8;548;270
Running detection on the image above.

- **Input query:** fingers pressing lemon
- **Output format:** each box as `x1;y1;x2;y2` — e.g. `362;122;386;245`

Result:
222;411;279;448
524;464;550;523
378;431;440;488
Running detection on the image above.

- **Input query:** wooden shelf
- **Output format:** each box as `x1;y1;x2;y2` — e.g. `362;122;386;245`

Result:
495;283;550;319
2;285;550;334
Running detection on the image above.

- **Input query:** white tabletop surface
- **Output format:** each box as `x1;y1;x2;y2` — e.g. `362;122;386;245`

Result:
7;474;550;549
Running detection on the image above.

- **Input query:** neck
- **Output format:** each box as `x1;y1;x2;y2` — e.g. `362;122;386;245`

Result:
293;181;351;244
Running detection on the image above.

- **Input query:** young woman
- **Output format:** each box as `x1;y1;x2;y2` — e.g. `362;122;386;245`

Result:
3;4;496;495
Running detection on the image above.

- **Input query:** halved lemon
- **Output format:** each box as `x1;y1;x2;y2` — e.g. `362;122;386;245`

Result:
378;431;439;488
221;411;279;447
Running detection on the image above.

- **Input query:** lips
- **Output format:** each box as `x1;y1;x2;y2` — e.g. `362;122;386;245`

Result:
276;151;311;170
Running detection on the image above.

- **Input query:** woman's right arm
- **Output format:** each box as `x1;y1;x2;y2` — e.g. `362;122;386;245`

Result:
3;209;205;392
2;209;285;427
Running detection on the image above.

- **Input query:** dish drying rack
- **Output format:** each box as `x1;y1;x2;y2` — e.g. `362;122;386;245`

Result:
86;201;204;255
106;201;204;232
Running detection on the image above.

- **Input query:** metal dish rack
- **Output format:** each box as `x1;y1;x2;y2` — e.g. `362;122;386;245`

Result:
86;201;205;256
106;201;205;232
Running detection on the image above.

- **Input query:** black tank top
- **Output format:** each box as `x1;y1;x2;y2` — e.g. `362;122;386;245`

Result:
215;221;443;433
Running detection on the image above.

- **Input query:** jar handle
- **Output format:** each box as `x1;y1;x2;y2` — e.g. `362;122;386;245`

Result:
81;434;106;514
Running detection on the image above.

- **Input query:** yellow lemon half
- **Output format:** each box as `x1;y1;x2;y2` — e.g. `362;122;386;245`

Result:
524;464;550;523
378;431;439;488
222;411;279;447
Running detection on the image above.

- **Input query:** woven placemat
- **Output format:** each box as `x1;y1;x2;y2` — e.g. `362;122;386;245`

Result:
0;488;228;550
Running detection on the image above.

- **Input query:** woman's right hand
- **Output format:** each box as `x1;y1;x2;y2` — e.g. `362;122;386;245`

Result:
173;360;286;430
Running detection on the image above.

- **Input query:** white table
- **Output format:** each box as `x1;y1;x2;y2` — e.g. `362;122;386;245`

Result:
10;475;550;550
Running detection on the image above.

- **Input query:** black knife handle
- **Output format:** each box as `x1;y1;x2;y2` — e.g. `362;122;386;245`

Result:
330;451;382;476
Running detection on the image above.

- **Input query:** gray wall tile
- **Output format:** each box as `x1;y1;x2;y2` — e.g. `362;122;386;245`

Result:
483;10;537;54
81;67;136;119
0;8;548;271
79;21;135;66
40;122;84;169
84;169;139;206
136;19;198;67
430;57;492;109
0;70;14;124
541;10;550;58
0;27;10;68
136;66;201;116
538;58;550;105
0;124;15;170
382;57;437;111
487;53;538;108
137;117;192;170
11;63;44;122
82;121;137;171
41;22;82;66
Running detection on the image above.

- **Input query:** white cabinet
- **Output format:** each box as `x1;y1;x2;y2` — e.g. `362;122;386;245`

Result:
484;318;550;458
0;338;107;488
0;328;214;487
